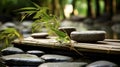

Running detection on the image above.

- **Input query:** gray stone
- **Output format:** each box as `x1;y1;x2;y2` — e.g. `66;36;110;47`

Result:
3;22;16;28
94;13;111;23
84;18;94;25
112;24;120;33
59;27;76;36
70;16;85;21
1;47;24;55
23;34;31;38
38;62;87;67
70;31;106;42
31;33;48;39
41;54;73;62
0;54;45;66
21;21;32;28
21;28;31;34
26;50;45;57
8;66;37;67
112;14;120;22
86;60;118;67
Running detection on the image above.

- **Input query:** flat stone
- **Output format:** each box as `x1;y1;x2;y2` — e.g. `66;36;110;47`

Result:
21;21;32;27
70;31;106;42
83;18;94;25
3;22;16;28
31;33;48;39
112;23;120;33
59;27;76;36
1;47;24;55
38;62;88;67
21;28;31;34
112;14;120;22
41;54;73;62
0;54;45;66
8;66;37;67
8;66;33;67
26;50;45;57
86;60;118;67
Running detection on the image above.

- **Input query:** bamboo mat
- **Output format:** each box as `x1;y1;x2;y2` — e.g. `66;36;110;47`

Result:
13;37;120;54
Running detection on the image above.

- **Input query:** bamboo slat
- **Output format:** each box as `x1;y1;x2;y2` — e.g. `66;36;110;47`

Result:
13;37;120;54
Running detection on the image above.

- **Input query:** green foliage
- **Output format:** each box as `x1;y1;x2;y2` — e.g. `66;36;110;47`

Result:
17;3;70;44
0;28;23;49
51;27;70;44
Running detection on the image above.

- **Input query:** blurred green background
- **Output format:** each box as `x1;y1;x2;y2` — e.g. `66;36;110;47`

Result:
0;0;119;22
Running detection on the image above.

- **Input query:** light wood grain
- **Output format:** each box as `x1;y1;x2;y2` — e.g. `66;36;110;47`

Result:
13;37;120;54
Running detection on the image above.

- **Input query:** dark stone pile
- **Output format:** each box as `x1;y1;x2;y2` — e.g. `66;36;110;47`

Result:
0;47;118;67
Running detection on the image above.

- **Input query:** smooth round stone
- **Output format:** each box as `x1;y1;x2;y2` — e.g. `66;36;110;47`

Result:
112;14;120;22
21;28;31;34
84;18;94;25
1;47;24;55
70;31;106;42
21;21;32;28
8;66;34;67
1;54;45;66
26;50;45;57
112;24;120;33
86;60;118;67
41;54;73;62
38;62;88;67
59;27;76;36
3;22;16;28
31;33;48;38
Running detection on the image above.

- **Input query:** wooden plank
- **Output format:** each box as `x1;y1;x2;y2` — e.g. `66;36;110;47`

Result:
13;37;120;54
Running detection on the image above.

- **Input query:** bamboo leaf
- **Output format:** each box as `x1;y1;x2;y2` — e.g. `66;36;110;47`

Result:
0;28;23;46
33;10;42;19
20;11;36;14
20;14;28;22
32;2;41;8
50;27;66;38
17;7;36;11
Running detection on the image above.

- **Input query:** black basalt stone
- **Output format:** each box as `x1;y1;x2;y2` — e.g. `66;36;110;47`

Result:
26;50;45;57
0;54;45;66
31;33;48;39
86;60;118;67
41;54;73;62
59;27;76;36
70;31;106;42
38;62;88;67
1;47;24;55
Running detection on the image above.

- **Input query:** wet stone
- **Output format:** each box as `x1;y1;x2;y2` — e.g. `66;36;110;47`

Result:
70;31;106;42
38;62;88;67
21;28;31;34
112;14;120;22
31;32;48;39
112;23;120;33
8;66;37;67
0;54;45;66
83;18;94;25
1;47;24;56
86;60;118;67
26;50;45;57
59;27;76;36
21;21;32;28
3;22;16;28
41;54;73;62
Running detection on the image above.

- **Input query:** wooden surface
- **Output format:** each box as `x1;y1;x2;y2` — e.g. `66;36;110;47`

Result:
13;37;120;54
